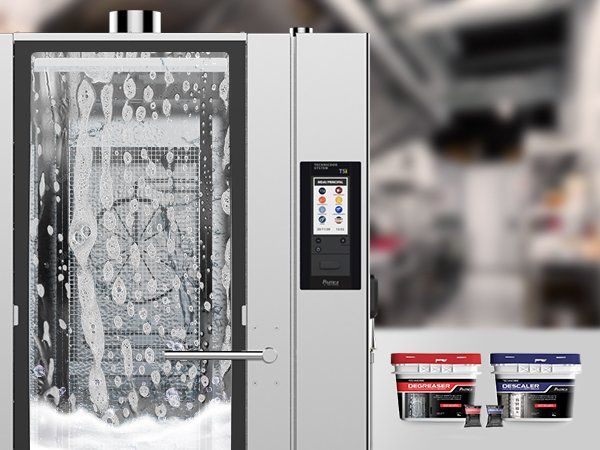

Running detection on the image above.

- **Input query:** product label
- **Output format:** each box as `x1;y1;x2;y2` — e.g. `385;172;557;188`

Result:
496;379;574;393
398;379;476;419
397;380;475;393
496;379;575;419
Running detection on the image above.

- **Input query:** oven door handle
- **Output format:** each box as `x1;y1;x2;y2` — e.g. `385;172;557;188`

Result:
163;347;278;364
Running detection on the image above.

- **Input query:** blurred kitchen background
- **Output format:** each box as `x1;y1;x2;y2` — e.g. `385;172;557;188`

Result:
3;0;600;328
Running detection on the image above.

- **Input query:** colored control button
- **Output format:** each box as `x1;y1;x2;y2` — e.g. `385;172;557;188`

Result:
335;205;343;213
335;186;343;194
318;206;326;214
335;216;343;224
319;187;326;195
335;196;343;204
318;196;327;204
318;216;326;223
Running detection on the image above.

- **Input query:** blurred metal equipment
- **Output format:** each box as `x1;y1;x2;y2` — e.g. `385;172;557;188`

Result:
109;10;161;33
405;0;571;31
364;0;600;328
319;0;444;121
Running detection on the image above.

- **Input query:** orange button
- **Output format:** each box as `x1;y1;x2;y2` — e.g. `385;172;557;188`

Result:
318;196;327;204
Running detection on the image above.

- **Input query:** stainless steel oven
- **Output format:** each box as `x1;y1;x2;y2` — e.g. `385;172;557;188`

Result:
0;11;371;450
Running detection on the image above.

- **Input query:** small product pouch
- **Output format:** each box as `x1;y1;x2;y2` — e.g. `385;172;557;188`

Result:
486;405;504;427
464;405;482;427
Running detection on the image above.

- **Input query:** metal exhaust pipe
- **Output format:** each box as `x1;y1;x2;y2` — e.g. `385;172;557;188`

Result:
109;10;161;33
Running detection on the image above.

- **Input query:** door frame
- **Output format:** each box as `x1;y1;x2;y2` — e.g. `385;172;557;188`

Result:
13;38;247;449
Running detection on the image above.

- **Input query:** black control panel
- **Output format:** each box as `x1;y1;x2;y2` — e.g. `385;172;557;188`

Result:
300;162;361;289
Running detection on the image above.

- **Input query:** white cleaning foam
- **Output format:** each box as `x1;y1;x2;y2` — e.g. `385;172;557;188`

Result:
31;401;231;450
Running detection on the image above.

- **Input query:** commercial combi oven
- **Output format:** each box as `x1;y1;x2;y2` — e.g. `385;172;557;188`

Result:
0;10;373;450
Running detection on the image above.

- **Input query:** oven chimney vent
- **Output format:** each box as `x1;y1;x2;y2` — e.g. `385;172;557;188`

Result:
109;10;161;33
290;27;314;36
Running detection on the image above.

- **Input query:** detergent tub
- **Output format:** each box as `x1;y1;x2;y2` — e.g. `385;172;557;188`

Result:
491;353;582;421
391;353;482;421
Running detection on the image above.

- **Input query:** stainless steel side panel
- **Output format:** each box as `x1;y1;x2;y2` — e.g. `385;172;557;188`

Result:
0;33;13;449
294;33;370;450
247;34;293;450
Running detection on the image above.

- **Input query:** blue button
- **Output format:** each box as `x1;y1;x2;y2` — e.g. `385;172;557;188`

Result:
335;206;343;214
319;206;326;214
318;216;326;223
318;187;326;195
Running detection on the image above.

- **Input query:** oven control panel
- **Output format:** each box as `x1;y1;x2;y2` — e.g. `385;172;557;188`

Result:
300;162;361;289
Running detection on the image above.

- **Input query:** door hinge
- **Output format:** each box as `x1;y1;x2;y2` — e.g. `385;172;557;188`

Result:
13;304;18;326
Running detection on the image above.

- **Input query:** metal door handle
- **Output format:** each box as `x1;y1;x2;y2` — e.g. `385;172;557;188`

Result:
164;347;278;364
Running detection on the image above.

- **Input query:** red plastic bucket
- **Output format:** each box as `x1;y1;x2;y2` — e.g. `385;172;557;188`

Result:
392;353;482;421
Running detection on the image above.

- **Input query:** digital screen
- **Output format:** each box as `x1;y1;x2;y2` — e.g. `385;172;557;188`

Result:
313;177;348;235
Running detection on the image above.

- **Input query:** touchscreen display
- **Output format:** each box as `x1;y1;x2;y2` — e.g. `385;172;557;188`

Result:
313;177;348;235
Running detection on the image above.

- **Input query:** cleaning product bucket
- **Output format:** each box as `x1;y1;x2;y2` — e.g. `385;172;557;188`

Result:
391;353;481;421
491;353;582;421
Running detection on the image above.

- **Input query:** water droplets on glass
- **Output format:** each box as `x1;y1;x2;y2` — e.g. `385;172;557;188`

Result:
162;98;171;117
143;85;154;103
135;106;146;122
123;76;136;100
122;101;133;123
30;50;233;444
164;71;174;86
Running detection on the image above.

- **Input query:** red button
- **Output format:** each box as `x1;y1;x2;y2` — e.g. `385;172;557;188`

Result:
318;196;326;204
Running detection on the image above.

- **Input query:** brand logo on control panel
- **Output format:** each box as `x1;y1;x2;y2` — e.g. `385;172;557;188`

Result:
322;279;340;287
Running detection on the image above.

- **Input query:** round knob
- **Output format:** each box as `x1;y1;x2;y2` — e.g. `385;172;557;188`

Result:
262;347;278;364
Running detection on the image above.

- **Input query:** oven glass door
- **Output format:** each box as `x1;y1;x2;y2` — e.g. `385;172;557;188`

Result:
16;42;245;450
